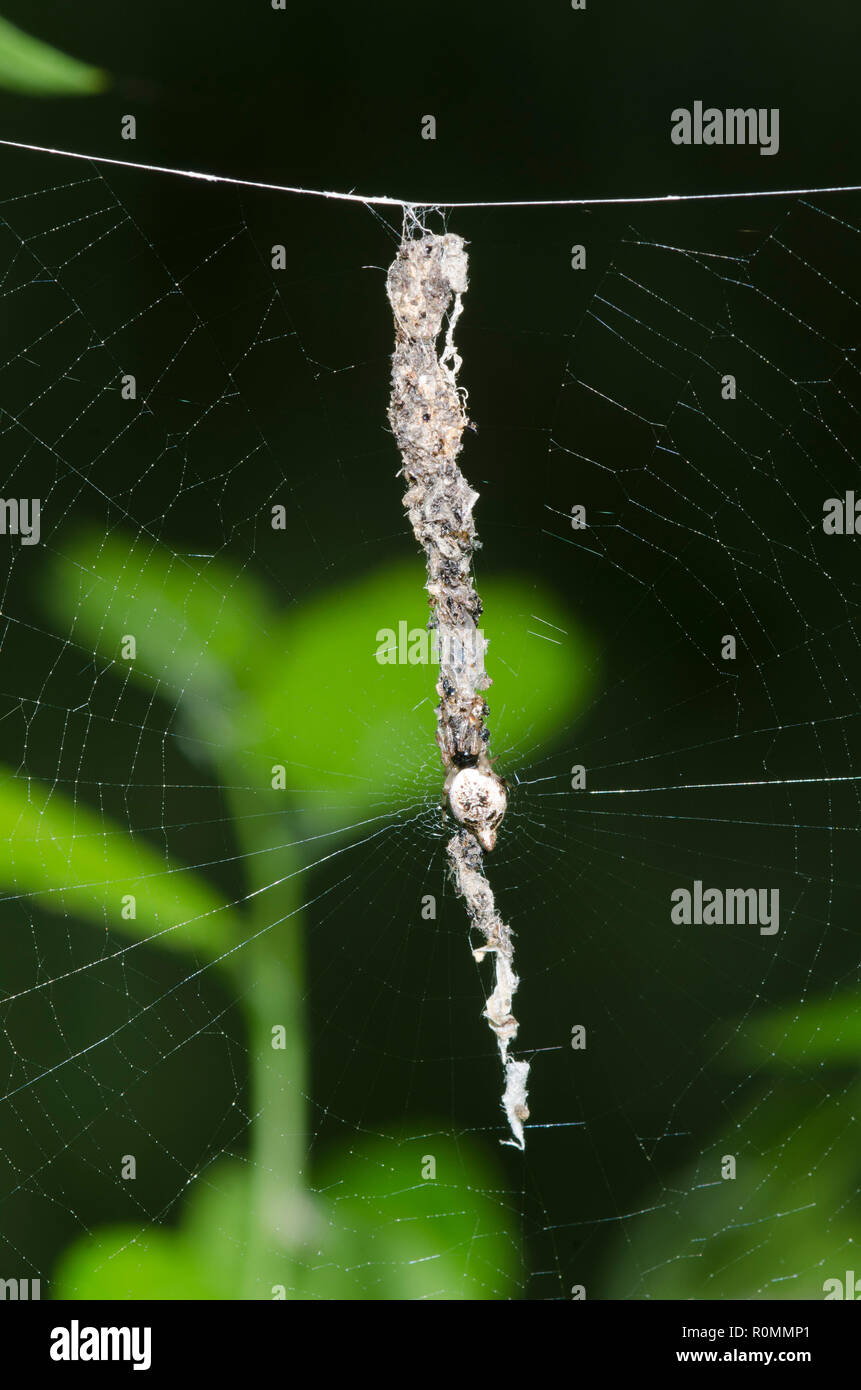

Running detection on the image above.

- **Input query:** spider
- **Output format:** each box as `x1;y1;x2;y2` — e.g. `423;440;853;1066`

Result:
443;761;508;852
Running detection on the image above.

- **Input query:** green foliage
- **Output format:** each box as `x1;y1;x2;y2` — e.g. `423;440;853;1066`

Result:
53;1225;224;1300
0;16;107;95
736;992;861;1065
599;998;861;1299
47;532;593;829
0;771;237;961
38;525;859;1301
600;1077;860;1300
242;562;591;825
46;529;272;716
54;1134;517;1300
36;528;592;1299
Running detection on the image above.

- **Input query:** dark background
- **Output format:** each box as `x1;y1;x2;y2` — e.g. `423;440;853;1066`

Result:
0;0;860;1300
1;0;857;203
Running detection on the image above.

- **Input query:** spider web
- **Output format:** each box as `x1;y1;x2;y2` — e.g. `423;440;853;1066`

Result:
0;143;859;1300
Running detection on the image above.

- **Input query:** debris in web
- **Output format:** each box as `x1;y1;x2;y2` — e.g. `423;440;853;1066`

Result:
386;210;530;1148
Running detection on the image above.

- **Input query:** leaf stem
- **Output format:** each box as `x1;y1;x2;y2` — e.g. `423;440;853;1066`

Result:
229;786;315;1297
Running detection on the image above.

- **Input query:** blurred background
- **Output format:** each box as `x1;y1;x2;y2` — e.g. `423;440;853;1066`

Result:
0;0;859;1300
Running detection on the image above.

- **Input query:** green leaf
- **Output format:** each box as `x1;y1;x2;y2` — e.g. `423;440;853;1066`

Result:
0;771;238;962
240;560;595;828
735;992;861;1065
45;529;275;747
308;1130;519;1299
52;1132;518;1300
600;990;861;1298
51;1224;224;1300
598;1078;861;1299
46;532;595;831
0;17;108;95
